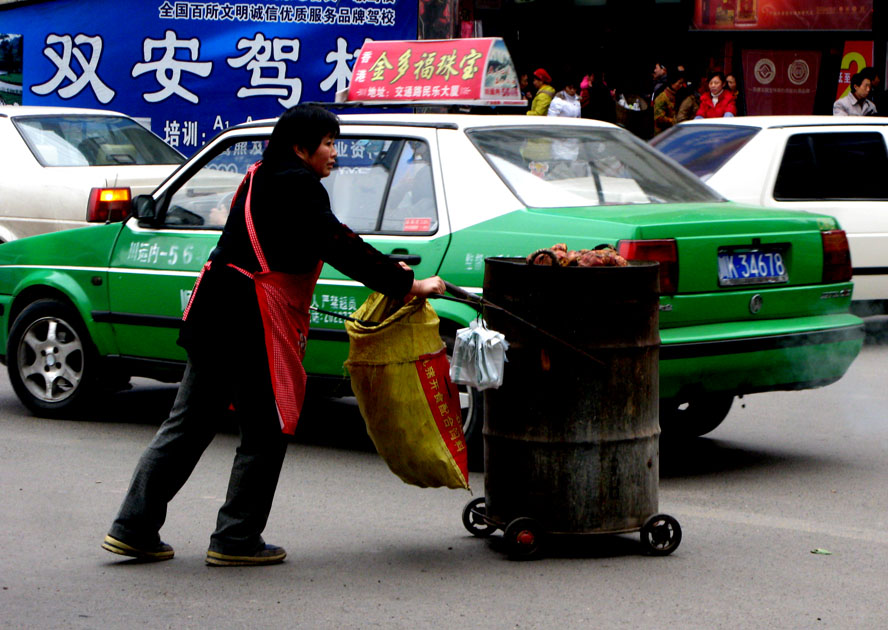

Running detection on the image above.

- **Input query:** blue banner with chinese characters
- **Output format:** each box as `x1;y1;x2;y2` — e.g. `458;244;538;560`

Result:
1;0;416;154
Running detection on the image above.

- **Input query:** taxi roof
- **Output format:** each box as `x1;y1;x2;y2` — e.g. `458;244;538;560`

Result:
234;112;622;133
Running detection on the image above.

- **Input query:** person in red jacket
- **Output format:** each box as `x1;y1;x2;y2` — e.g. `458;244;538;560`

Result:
695;71;737;119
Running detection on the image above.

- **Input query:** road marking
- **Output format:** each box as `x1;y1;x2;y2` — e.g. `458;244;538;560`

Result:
673;504;887;544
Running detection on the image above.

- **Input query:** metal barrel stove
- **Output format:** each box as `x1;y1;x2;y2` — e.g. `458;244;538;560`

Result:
461;257;681;558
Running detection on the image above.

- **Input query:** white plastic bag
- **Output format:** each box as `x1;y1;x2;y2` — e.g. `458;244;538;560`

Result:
449;320;509;390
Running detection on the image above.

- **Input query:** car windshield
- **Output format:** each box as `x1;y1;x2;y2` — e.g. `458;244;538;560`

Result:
651;124;760;180
467;125;721;207
14;115;185;167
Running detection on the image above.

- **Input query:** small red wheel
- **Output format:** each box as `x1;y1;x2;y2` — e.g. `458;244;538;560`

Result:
503;517;543;559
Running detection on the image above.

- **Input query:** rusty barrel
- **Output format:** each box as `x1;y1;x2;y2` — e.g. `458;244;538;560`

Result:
482;257;660;535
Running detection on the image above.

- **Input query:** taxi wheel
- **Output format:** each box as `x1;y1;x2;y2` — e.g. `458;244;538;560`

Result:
442;327;484;471
659;394;734;438
8;299;97;418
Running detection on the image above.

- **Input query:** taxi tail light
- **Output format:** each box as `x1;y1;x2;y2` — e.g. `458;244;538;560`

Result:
617;239;678;294
87;187;132;223
821;229;852;284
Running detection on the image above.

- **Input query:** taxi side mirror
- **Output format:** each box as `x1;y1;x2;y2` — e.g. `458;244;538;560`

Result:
133;195;157;224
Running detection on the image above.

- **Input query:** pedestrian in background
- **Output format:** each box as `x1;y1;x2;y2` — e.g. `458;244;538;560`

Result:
860;67;883;114
833;72;876;116
695;71;737;119
527;68;556;116
580;70;616;123
548;79;582;118
725;73;746;116
519;71;534;109
653;72;687;135
675;74;704;124
650;62;669;105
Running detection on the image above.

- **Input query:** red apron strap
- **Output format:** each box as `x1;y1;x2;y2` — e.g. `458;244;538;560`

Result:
182;260;212;321
242;161;270;273
226;263;255;279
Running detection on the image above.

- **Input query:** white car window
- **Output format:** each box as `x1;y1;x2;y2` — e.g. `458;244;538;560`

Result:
380;140;437;232
324;137;438;234
774;132;888;201
164;139;264;228
17;126;88;166
650;124;760;180
14;115;184;167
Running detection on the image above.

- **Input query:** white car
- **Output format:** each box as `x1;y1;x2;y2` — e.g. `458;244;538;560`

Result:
0;106;184;242
651;116;888;317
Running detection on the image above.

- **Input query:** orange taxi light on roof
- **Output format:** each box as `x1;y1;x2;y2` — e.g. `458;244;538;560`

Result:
340;38;527;108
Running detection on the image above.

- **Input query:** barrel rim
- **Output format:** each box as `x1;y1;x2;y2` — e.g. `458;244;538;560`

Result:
485;256;660;271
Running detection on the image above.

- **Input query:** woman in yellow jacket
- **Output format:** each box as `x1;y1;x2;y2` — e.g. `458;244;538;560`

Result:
527;68;556;116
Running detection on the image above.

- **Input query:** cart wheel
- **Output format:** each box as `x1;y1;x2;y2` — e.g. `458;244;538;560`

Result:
640;513;682;556
504;517;543;559
462;497;496;538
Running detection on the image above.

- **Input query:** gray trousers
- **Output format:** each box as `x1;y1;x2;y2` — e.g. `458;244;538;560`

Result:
108;352;289;555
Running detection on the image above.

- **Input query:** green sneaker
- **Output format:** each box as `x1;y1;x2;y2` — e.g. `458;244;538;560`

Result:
102;534;174;562
206;544;286;567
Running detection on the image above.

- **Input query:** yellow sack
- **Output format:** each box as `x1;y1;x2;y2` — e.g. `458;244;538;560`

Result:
344;293;470;490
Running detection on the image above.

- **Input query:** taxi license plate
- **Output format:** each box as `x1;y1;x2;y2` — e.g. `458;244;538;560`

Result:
718;246;788;287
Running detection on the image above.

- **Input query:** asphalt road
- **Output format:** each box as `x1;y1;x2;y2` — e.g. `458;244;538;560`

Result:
1;336;887;629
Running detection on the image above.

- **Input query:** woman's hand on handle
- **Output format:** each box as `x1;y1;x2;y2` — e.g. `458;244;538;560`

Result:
398;261;445;299
409;275;446;299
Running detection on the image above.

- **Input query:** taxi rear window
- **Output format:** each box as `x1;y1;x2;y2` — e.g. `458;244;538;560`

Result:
468;126;720;207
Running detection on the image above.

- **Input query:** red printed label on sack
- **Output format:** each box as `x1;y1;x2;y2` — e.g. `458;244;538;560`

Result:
415;349;469;484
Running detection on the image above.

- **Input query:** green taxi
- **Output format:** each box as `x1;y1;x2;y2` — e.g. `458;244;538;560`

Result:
0;114;864;443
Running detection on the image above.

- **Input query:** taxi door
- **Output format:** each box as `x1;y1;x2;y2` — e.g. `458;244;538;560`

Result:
105;139;259;362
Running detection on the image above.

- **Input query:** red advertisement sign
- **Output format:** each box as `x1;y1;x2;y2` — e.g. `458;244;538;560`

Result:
694;0;872;30
346;37;524;105
742;50;821;115
836;41;873;100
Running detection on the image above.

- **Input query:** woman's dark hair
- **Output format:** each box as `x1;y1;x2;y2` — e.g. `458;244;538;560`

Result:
263;104;340;163
707;71;727;85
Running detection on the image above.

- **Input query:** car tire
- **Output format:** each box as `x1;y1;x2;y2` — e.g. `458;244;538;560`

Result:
441;325;484;472
659;394;734;438
7;298;97;417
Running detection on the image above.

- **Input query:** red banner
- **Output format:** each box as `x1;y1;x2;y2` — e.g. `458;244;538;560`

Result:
743;50;821;115
836;41;874;100
694;0;872;30
346;37;524;105
414;349;469;482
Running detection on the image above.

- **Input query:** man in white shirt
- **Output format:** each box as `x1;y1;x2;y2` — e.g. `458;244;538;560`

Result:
833;72;877;116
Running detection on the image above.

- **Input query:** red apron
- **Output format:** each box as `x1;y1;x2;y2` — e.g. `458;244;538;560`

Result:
229;162;322;435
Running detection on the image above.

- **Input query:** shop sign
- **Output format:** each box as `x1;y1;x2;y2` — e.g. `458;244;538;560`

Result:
0;0;416;155
344;38;524;106
693;0;872;31
742;50;821;115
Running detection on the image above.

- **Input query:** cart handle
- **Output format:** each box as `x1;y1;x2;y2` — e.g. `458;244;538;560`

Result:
439;281;483;307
